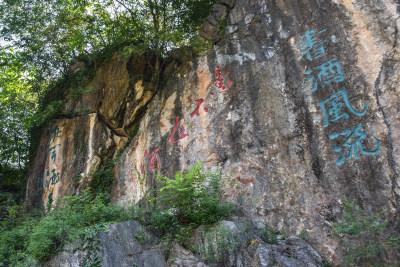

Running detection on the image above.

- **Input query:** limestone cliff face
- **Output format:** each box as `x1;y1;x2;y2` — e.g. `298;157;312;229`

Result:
26;0;400;263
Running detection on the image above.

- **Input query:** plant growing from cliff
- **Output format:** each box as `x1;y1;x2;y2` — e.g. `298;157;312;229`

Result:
134;227;151;245
153;162;233;226
263;224;279;244
196;224;239;263
89;159;115;197
0;163;234;265
333;198;400;266
0;0;218;170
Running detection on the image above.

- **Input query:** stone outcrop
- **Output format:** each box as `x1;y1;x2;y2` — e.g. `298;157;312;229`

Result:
26;0;400;264
44;221;166;267
44;220;323;267
192;220;323;267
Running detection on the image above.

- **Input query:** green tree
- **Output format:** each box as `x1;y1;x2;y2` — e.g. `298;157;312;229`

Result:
0;47;36;194
0;0;218;203
0;0;217;81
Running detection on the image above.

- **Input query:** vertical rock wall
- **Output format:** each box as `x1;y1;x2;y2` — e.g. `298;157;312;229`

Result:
26;0;400;262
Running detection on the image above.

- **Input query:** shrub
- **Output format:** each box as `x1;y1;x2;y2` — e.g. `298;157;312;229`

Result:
89;159;115;197
154;162;233;226
0;189;127;265
197;224;239;263
263;224;279;244
333;198;400;266
0;163;233;265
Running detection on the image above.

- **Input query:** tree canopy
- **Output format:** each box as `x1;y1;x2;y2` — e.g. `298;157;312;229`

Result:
0;0;217;194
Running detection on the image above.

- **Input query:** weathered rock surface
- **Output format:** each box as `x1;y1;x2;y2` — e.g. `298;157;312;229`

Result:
44;221;166;267
27;0;400;264
44;220;323;267
167;243;209;267
99;221;166;267
193;220;323;267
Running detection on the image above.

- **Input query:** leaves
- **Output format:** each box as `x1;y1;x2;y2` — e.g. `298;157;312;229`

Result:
333;198;400;266
0;0;217;168
154;162;233;226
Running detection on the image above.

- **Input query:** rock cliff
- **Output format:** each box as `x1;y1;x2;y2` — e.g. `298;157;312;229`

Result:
26;0;400;264
43;220;324;267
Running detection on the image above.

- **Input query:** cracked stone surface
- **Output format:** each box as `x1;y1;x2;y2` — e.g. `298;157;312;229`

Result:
192;220;323;267
44;221;166;267
44;220;323;267
27;0;400;264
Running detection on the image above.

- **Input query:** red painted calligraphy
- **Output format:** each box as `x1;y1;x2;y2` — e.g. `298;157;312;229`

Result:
177;125;189;142
167;116;189;144
144;147;163;173
137;64;233;177
207;65;233;93
190;99;208;118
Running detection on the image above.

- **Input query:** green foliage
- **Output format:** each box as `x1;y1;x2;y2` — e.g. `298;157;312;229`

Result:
0;163;233;266
79;223;105;267
299;229;310;241
0;164;26;202
89;159;115;197
263;224;279;244
1;0;218;180
218;17;228;35
333;198;400;266
0;189;128;266
139;163;235;258
0;48;35;171
154;162;233;226
0;192;16;221
134;227;151;245
322;257;332;267
0;0;217;84
197;225;239;263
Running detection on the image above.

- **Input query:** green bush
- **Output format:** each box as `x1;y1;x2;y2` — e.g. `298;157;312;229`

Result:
154;162;233;226
333;198;400;266
0;189;127;266
197;224;239;263
263;224;279;245
0;163;233;266
140;163;235;258
89;159;115;197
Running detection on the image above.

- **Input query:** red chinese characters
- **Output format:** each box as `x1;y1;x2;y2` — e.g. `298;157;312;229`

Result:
190;99;208;118
207;65;233;93
137;65;233;176
142;147;163;174
167;116;189;144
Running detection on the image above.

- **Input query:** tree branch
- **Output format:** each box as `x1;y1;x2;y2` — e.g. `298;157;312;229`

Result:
113;0;141;29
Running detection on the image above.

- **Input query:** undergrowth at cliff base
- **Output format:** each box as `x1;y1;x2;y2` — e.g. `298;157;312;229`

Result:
149;163;235;256
0;189;125;266
0;163;234;266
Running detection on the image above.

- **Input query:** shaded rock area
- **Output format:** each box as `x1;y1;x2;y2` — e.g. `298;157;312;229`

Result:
167;243;209;267
26;0;400;264
192;220;323;267
100;221;166;267
44;220;323;267
44;221;166;267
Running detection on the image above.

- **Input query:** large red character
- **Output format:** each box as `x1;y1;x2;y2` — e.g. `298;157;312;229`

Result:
142;147;163;174
190;99;208;118
207;65;233;93
167;116;189;144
